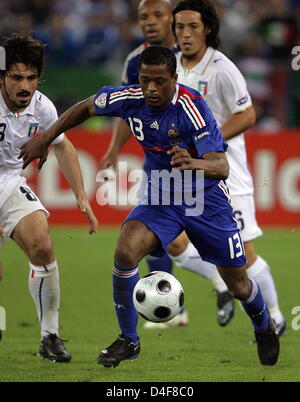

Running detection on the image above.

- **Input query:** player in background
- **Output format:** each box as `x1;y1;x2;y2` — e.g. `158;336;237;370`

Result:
169;0;286;335
19;46;280;368
99;0;190;328
0;33;98;361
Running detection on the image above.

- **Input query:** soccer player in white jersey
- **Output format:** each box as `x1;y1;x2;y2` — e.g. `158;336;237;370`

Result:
167;0;286;335
0;33;98;359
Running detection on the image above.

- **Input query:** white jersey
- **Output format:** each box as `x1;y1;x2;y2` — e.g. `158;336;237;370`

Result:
0;89;64;187
176;47;254;196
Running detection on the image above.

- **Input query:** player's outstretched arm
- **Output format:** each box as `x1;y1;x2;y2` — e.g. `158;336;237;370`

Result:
19;96;97;169
168;145;229;180
99;118;132;170
53;137;98;234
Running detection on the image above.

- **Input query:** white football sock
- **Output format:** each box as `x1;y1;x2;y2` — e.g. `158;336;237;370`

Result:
28;260;60;338
169;242;228;292
246;256;284;324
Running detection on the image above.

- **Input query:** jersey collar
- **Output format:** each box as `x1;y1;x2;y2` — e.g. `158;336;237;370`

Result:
179;46;215;74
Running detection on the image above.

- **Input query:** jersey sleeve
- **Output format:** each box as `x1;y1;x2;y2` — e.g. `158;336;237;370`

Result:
216;62;252;115
38;98;64;145
184;97;227;158
94;85;141;118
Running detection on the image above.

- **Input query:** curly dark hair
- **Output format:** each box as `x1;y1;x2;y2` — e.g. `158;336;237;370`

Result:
172;0;221;49
0;32;45;77
139;45;177;76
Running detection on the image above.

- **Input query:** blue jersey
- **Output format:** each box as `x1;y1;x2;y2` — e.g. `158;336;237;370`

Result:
121;42;179;86
94;83;227;196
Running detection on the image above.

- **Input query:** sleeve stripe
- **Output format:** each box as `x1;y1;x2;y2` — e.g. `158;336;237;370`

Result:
109;94;144;104
110;88;143;99
178;98;200;130
182;94;206;128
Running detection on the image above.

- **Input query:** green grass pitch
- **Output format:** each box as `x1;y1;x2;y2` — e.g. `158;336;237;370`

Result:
0;227;299;382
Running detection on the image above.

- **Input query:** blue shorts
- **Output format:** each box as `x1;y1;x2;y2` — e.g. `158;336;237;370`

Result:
124;183;246;267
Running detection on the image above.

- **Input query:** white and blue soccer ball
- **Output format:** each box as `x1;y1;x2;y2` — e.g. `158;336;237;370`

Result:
133;271;184;323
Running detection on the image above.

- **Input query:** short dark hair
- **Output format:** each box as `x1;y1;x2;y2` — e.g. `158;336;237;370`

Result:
172;0;221;49
139;46;177;76
0;33;45;77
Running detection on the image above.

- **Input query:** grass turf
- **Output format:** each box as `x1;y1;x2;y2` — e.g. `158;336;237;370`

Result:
0;227;299;382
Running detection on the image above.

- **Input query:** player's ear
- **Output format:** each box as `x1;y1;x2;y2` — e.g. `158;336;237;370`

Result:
173;73;178;84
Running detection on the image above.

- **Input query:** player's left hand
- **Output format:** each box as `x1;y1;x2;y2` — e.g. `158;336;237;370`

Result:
168;145;196;170
76;197;99;234
18;135;49;170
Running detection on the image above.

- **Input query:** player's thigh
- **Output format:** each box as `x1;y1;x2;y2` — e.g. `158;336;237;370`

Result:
122;205;184;258
11;210;53;256
230;194;263;242
0;179;50;250
243;240;257;267
167;231;189;256
116;220;161;263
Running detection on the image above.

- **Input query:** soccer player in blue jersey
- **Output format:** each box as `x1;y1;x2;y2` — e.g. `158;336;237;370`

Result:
20;46;280;368
99;0;191;329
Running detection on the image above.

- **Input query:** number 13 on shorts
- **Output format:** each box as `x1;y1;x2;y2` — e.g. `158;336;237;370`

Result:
228;232;245;259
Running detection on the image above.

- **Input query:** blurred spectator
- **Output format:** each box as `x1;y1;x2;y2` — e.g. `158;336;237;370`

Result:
0;0;299;128
35;13;77;66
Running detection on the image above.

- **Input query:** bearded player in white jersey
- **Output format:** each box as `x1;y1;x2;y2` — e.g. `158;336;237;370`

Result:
0;33;98;358
165;0;286;335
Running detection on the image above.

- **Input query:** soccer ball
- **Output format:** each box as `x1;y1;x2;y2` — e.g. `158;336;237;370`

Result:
133;271;184;323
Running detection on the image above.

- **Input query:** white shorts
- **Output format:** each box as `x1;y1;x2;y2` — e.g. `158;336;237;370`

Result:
0;177;49;248
230;194;263;242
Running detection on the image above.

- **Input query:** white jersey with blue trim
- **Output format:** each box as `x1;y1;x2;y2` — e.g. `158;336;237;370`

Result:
0;90;64;186
176;47;254;196
94;83;227;195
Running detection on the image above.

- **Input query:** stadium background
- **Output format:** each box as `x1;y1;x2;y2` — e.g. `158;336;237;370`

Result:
1;0;300;383
0;0;299;227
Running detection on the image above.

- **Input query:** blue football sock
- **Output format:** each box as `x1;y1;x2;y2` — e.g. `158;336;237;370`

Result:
146;253;173;274
113;264;139;343
241;278;270;331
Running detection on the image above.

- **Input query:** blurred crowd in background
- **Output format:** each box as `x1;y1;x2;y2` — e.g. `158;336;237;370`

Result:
1;0;300;128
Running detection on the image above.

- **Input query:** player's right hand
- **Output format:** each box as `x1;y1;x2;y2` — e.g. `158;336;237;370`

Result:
18;135;49;170
98;152;118;170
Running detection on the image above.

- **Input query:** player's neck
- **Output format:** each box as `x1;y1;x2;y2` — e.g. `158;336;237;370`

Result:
181;45;208;70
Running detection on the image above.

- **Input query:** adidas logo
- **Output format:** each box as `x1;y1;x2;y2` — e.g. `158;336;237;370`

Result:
150;121;159;130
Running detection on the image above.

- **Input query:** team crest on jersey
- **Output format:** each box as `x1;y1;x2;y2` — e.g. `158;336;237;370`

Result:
168;128;183;145
198;81;208;96
95;92;107;109
28;123;39;137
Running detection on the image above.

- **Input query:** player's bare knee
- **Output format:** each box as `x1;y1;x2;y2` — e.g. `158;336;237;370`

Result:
27;237;54;265
114;245;139;267
229;279;251;301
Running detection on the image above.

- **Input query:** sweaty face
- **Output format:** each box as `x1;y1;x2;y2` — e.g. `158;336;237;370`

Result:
175;10;209;59
139;63;177;109
0;63;39;112
138;0;173;45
